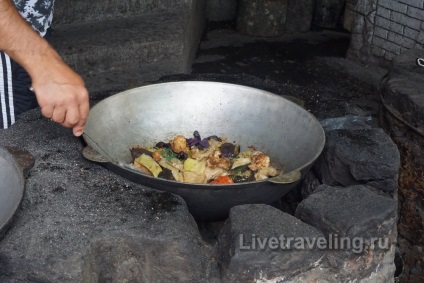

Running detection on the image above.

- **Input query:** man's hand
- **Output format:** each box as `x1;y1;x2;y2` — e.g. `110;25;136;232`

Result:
0;0;90;136
32;57;89;136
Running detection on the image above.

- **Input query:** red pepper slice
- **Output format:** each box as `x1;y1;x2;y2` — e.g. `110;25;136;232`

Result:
210;176;234;184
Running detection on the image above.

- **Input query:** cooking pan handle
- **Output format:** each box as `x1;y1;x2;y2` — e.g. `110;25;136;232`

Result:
268;170;302;184
82;145;110;163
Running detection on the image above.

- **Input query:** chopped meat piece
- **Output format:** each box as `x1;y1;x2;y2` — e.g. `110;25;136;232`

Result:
254;166;279;180
170;135;189;153
248;153;270;171
207;149;231;170
152;149;163;162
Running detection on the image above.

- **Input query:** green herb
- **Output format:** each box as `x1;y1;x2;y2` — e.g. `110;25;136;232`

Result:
160;148;175;161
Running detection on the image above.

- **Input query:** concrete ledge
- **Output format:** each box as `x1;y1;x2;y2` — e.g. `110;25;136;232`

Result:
53;0;188;25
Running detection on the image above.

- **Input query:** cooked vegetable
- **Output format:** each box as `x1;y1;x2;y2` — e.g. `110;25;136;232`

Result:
220;143;240;158
231;158;251;170
130;131;280;184
133;161;153;176
187;131;210;149
176;152;188;160
210;176;234;184
183;171;207;184
160;148;175;161
135;154;163;177
158;168;175;180
232;174;255;183
184;158;198;171
156;141;170;148
130;146;153;160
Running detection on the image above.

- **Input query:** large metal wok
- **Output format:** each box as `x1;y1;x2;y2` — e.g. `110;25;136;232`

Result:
83;81;325;220
0;146;25;238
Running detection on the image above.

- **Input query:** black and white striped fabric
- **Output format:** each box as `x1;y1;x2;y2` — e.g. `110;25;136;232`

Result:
0;0;55;129
0;52;15;129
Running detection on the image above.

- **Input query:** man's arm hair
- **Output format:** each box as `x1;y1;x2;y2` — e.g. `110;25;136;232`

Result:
0;0;60;78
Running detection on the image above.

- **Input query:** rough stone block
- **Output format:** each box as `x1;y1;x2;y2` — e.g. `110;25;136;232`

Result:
388;31;417;48
206;0;237;22
218;204;325;282
384;50;398;60
398;0;424;9
296;185;397;239
407;5;424;20
374;26;389;39
391;11;422;30
379;0;408;13
355;0;377;15
404;26;420;39
315;128;400;194
296;185;397;282
373;36;402;54
372;45;387;56
351;13;366;34
51;1;206;92
376;15;404;34
285;0;314;33
313;0;345;28
0;111;218;282
236;0;288;37
53;0;187;25
377;5;391;19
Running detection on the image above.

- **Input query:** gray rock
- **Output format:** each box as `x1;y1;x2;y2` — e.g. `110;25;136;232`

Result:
315;128;400;194
300;170;321;198
296;184;397;282
313;0;345;28
296;185;397;239
236;0;288;37
218;204;325;282
285;0;314;33
0;110;218;282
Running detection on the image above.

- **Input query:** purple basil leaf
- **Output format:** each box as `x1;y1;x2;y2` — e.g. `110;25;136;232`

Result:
193;131;201;140
207;135;222;142
199;138;210;149
187;138;199;147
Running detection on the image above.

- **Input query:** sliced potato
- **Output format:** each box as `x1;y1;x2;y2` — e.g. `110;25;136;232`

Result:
184;158;198;171
182;171;207;184
135;154;162;177
231;157;251;169
133;161;153;176
184;158;206;174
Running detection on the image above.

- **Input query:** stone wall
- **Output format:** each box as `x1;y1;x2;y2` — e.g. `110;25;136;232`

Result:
380;48;424;282
348;0;424;66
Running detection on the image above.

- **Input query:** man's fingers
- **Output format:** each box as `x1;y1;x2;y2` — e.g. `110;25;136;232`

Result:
72;96;90;137
51;107;67;124
40;106;54;119
62;106;80;128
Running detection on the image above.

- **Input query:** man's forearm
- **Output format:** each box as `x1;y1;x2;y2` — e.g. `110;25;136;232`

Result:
0;0;89;136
